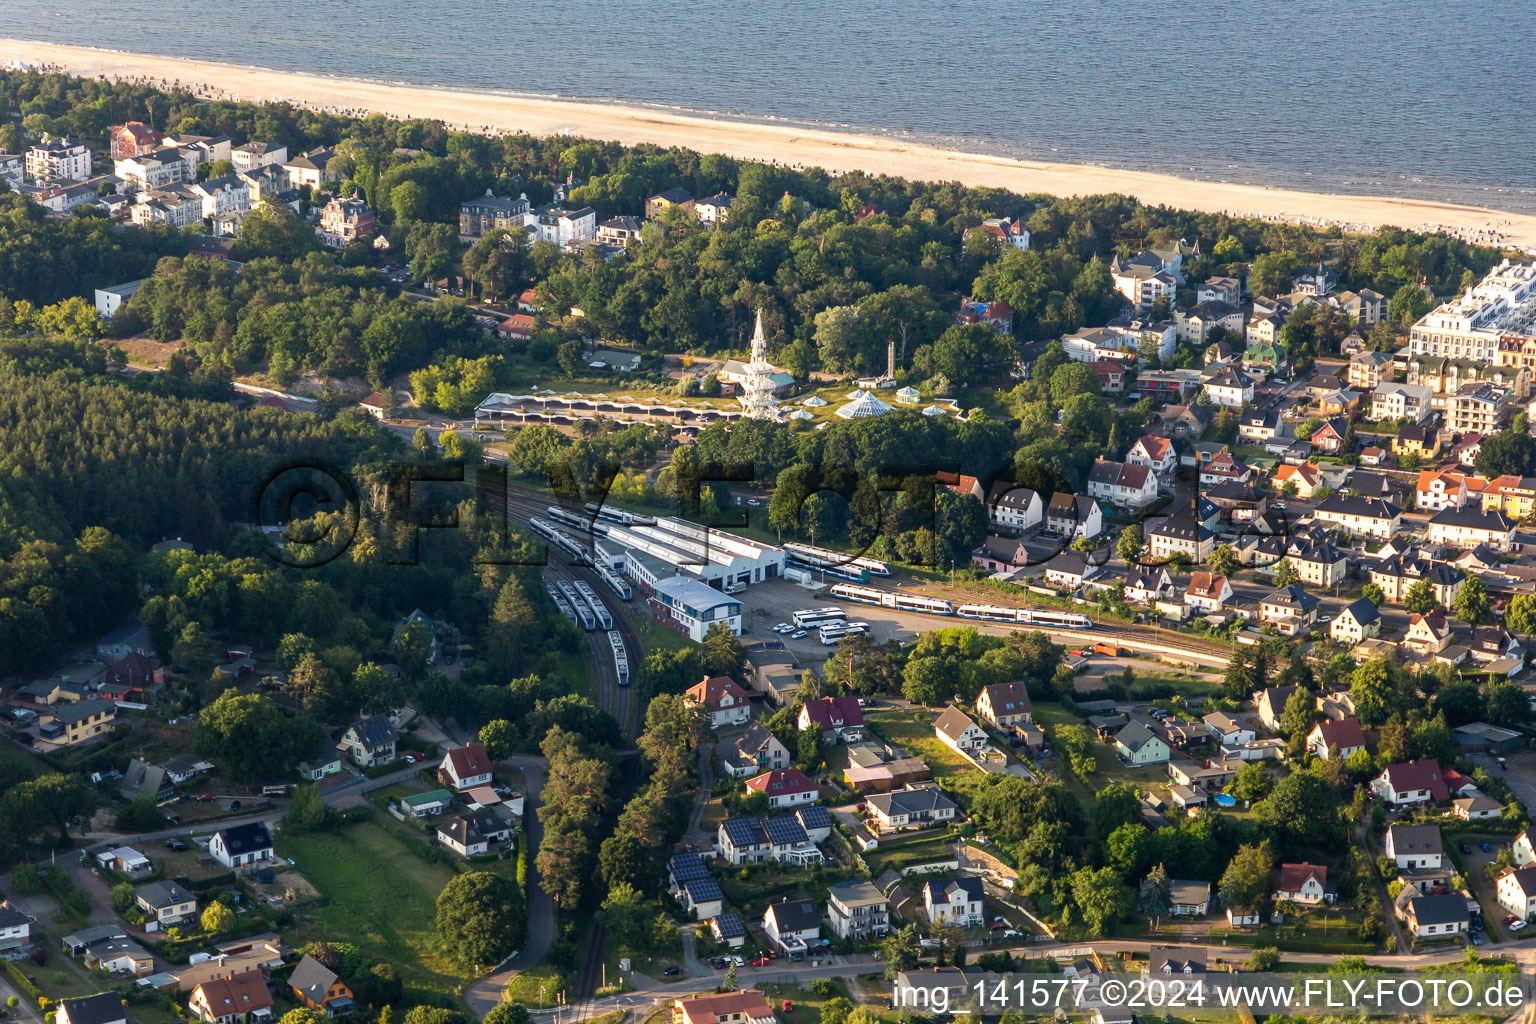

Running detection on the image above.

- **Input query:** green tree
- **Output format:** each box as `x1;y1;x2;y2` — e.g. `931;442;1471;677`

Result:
110;882;135;912
10;863;40;895
1115;525;1143;562
1507;593;1536;635
1361;582;1385;606
1136;863;1171;929
1207;544;1239;577
202;901;235;935
1452;575;1491;627
436;871;526;967
1404;578;1439;614
1272;558;1299;587
1069;866;1132;936
1349;657;1401;727
1219;841;1276;912
484;1005;531;1024
1232;762;1273;802
599;882;651;951
880;924;922;979
479;719;518;759
1255;772;1343;853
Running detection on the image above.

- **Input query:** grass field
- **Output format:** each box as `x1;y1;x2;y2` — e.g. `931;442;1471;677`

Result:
502;961;571;1007
281;821;471;993
862;833;957;877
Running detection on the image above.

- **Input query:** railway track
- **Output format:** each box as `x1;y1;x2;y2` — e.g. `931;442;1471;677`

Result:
486;490;644;738
829;578;1235;667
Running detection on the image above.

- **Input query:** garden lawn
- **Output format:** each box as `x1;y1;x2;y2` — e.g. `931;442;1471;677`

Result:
864;710;974;781
862;833;956;877
503;961;570;1007
281;821;469;993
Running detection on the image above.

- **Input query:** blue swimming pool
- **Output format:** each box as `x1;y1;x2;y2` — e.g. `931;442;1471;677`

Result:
1212;793;1237;807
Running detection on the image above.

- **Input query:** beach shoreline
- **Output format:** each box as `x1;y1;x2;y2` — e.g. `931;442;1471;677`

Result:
6;36;1536;250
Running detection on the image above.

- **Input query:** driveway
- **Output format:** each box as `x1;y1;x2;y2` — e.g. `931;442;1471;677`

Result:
465;754;551;1017
1471;751;1536;810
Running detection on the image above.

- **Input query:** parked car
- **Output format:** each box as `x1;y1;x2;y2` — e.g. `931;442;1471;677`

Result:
1511;919;1528;932
750;956;771;967
782;1002;794;1013
195;793;215;802
792;630;807;639
1461;844;1473;854
1482;842;1493;852
164;838;189;851
664;966;681;976
229;800;242;811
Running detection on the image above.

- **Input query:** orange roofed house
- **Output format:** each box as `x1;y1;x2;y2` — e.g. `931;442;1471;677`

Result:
674;991;776;1024
189;971;273;1024
1273;462;1324;499
687;676;753;729
438;743;493;791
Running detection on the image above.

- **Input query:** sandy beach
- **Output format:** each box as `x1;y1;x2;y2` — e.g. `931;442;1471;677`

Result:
8;37;1536;250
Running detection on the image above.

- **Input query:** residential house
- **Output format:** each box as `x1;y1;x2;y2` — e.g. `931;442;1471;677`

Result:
399;790;452;817
339;716;396;767
695;192;734;224
288;955;354;1016
56;995;126;1024
715;811;827;865
1114;721;1171;765
0;903;31;952
1469;627;1523;666
1085;459;1158;510
116;150;188;191
933;706;988;756
1307;718;1366;760
111;122;164;160
1404;610;1454;655
956;297;1013;335
922;878;983;926
721;722;790;778
1369;554;1464;606
1416;470;1469;511
230;142;288;170
1200;451;1254;487
1447;382;1513;436
1149;504;1216;562
1203;712;1255;748
745;768;818;810
798;696;864;741
709;914;747;949
1045;492;1103;539
596;215;645;249
1260;584;1320;636
1272;462;1325;499
1255;686;1301;731
1042;549;1100;589
1089;359;1128;393
1331;598;1381;644
984;482;1044;532
1137;369;1197;402
1497;866;1536;922
318;197;374;248
975;681;1033;730
438;744;494;790
1176;300;1244;347
1338;289;1389;325
1371;760;1450;807
1204;366;1255;406
458;191;531;239
1168;880;1212;917
1349;351;1394;390
26;136;92;181
1161;402;1212;439
84;938;153;976
1283;529;1348;587
120;759;176;805
1405;893;1469;939
1455;795;1504;821
687;675;754;729
134;881;197;929
282;147;337;189
1146;946;1206;976
209;823;274;870
1276;863;1332;905
37;699;116;747
1371;382;1433;423
1312;493;1401;540
864;787;958;832
673;991;775;1024
1309;417;1349;455
645;187;693;219
1426;505;1516;553
761;899;820;956
1394;424;1440;459
1238;408;1282;445
1110;249;1181;310
1184;572;1232;614
188;971;274;1024
1125;566;1177;604
1126;434;1177;478
825;880;889;941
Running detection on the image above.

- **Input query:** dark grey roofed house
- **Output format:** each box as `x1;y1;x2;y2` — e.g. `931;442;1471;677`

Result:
766;898;820;932
289;954;345;1009
1408;893;1468;927
134;880;194;910
922;877;982;904
1340;597;1380;627
56;993;126;1024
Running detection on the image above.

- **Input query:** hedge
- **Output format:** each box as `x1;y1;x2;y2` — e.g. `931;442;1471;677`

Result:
1;959;42;1006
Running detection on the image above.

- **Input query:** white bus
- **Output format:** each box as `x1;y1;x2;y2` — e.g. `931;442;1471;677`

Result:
792;607;847;628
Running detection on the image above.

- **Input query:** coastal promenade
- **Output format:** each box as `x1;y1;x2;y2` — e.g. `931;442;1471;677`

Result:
5;37;1536;249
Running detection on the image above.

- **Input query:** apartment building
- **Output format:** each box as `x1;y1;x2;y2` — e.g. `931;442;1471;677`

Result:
1410;261;1536;362
1446;382;1513;435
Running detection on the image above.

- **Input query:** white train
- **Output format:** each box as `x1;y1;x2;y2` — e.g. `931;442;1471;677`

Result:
958;603;1092;629
828;584;955;616
556;579;595;630
573;579;614;631
608;630;629;686
598;565;632;601
530;517;593;566
585;502;655;526
547;505;607;536
826;584;1091;629
782;541;891;578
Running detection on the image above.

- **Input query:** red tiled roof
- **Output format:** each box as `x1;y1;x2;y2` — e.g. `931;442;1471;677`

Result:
444;743;492;780
744;768;817;797
687;675;752;710
1313;718;1365;753
1277;862;1327;893
1380;759;1449;802
800;696;863;730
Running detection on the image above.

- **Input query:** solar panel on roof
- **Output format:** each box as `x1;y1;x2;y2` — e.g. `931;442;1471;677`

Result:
668;852;708;882
763;817;809;845
796;806;831;828
722;818;767;846
684;878;722;902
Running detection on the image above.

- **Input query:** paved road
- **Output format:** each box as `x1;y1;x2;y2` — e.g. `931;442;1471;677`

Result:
464;754;552;1018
